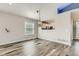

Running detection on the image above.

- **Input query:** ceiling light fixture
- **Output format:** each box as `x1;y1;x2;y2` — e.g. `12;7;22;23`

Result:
36;9;41;21
36;9;42;27
9;3;12;5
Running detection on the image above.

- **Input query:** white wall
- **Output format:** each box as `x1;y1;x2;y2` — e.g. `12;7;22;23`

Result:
38;12;72;46
0;12;38;45
38;3;73;46
55;12;72;45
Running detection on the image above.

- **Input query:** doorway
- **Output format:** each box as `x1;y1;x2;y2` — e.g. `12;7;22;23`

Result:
71;11;79;56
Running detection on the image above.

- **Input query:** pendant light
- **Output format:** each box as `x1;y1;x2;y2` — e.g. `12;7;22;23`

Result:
36;9;42;27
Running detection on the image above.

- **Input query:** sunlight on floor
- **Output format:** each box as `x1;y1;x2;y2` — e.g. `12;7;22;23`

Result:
23;40;37;56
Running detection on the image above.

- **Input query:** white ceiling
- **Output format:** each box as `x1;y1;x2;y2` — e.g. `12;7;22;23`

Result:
0;3;58;20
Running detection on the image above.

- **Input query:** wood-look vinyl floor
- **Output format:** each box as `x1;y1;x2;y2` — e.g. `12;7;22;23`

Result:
0;39;71;56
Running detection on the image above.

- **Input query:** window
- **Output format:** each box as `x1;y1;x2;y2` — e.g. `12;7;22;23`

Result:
24;22;34;35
